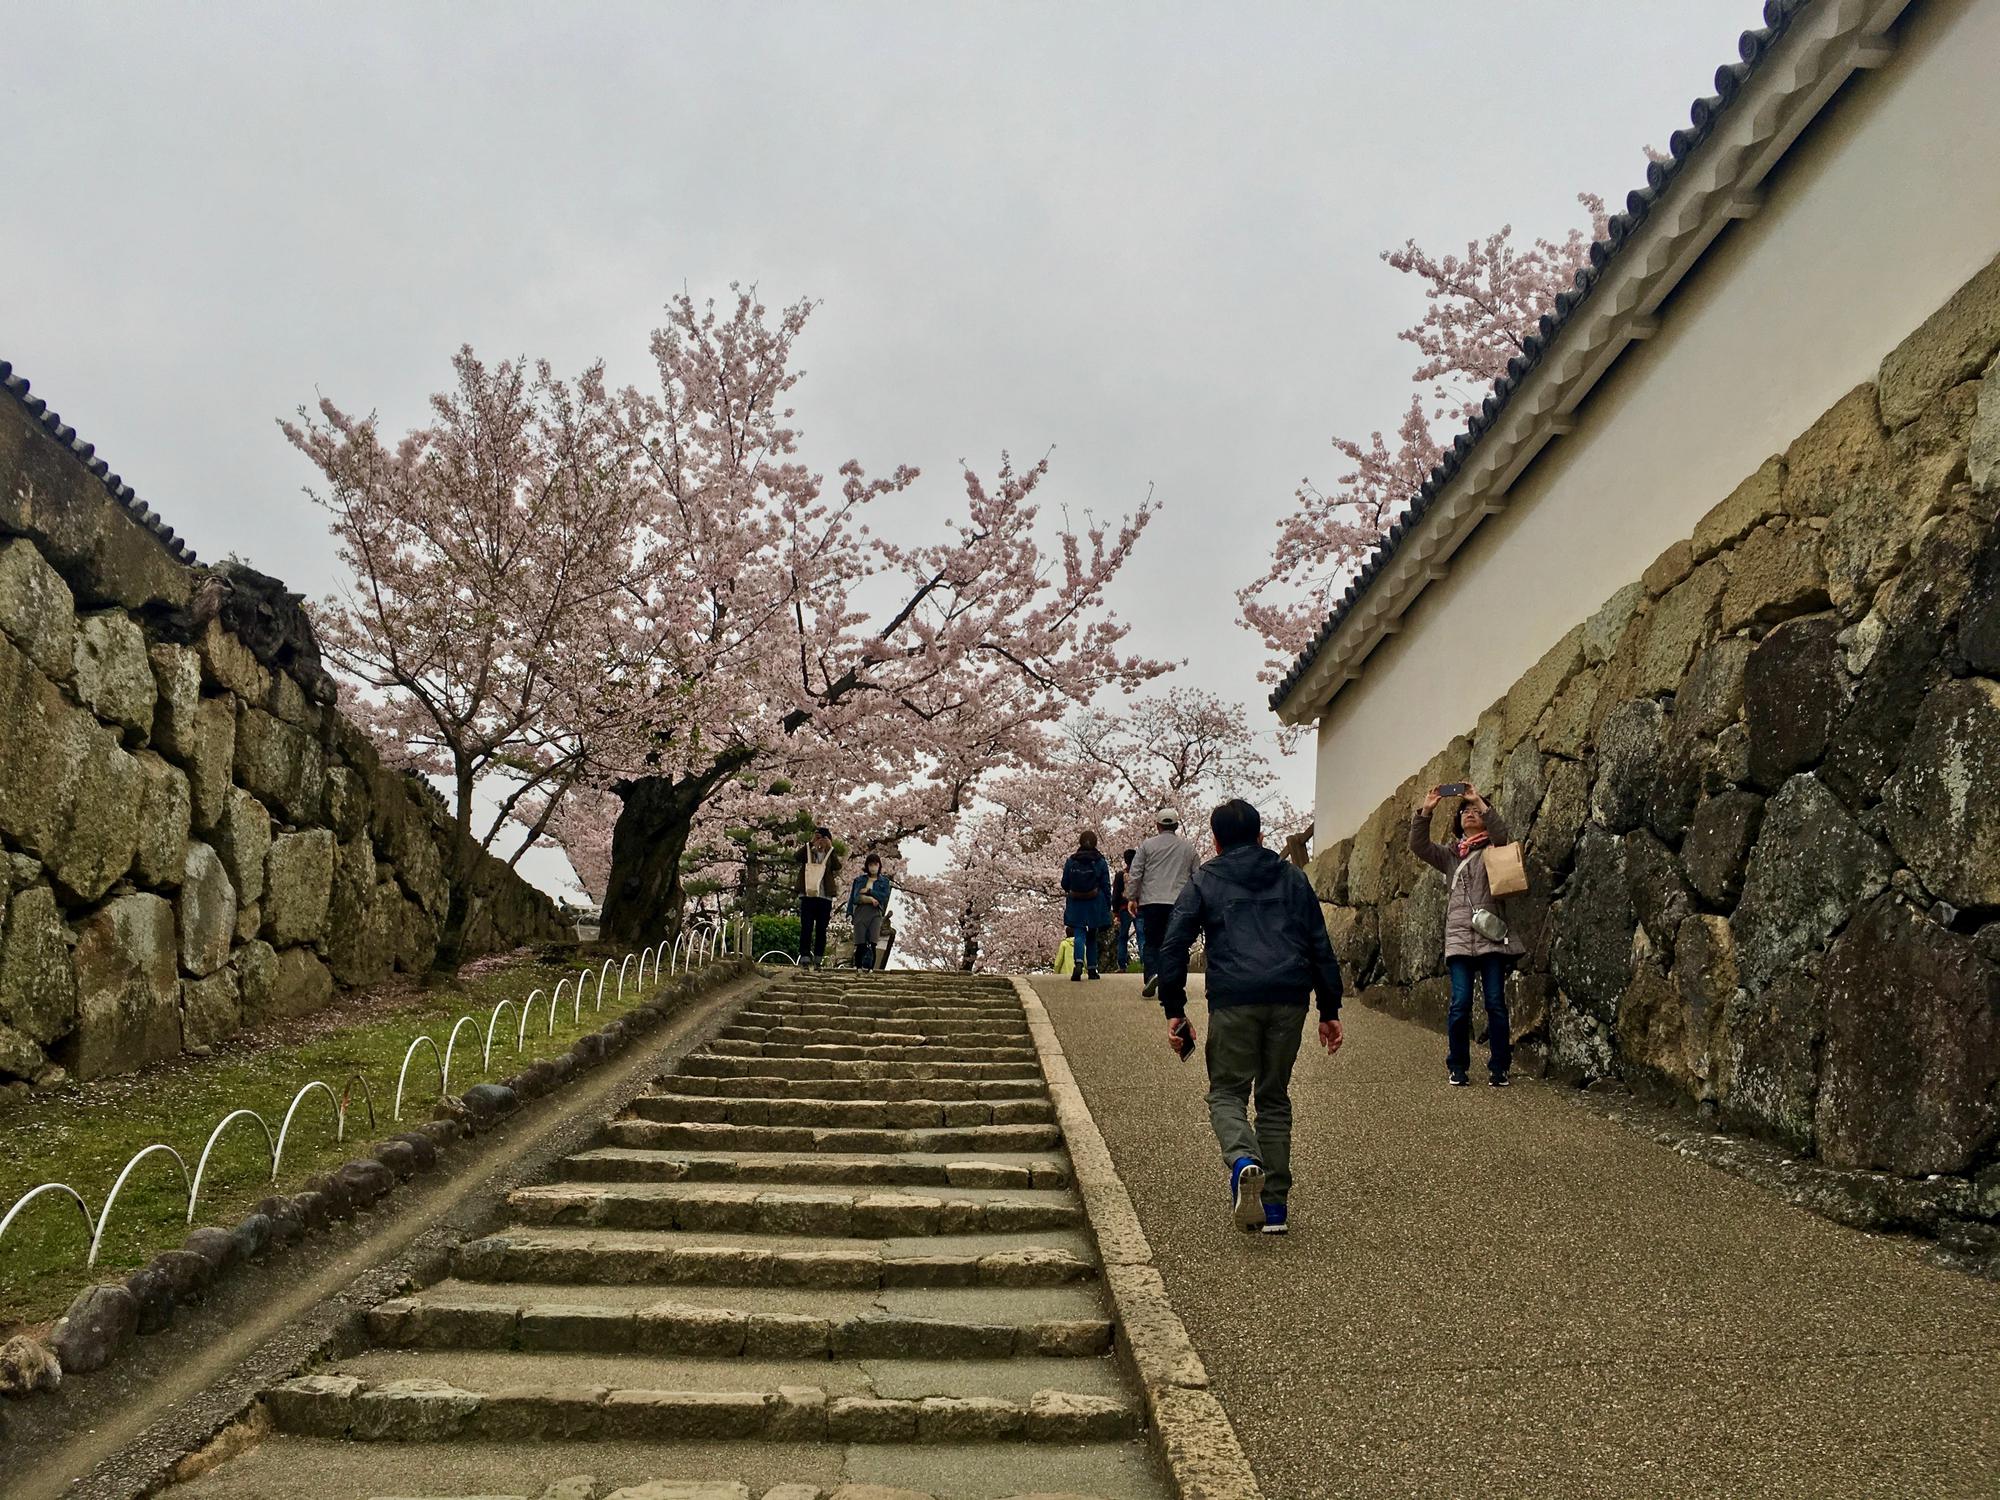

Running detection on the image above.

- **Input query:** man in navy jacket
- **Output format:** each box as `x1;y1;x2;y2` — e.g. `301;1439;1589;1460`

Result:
1156;799;1344;1235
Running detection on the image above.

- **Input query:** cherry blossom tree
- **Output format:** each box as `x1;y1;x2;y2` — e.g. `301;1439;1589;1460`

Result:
592;289;1168;945
284;349;654;970
1238;194;1609;680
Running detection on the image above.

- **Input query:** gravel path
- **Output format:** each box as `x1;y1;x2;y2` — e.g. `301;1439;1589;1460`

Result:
1034;974;2000;1500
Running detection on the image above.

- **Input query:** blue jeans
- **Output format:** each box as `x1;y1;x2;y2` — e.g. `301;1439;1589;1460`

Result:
1070;923;1100;974
1112;910;1133;971
1447;954;1511;1078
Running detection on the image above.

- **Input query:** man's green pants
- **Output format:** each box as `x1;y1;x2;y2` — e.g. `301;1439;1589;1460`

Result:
1204;1002;1308;1205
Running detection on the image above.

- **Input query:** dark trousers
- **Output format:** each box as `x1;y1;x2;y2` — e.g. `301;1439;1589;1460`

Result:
1069;923;1101;975
1205;1003;1308;1204
1111;910;1133;971
1138;904;1173;978
799;896;832;962
1447;954;1511;1077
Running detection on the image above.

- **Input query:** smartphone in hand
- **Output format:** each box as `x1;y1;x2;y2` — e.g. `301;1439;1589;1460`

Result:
1435;782;1468;797
1169;1017;1197;1061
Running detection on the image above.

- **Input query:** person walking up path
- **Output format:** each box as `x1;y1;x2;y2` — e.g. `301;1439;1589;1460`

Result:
1059;830;1113;983
794;825;842;968
846;852;892;971
1110;849;1136;974
1130;809;1198;995
1409;784;1522;1087
1156;799;1343;1235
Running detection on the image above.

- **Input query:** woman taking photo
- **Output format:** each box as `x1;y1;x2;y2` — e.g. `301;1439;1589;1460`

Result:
847;853;893;971
1409;784;1522;1087
1060;831;1113;982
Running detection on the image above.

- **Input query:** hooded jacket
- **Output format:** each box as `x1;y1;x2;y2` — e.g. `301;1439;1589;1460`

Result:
1156;843;1343;1022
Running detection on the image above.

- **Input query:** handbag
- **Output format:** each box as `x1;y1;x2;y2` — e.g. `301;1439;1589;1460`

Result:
1451;851;1512;946
1483;842;1528;898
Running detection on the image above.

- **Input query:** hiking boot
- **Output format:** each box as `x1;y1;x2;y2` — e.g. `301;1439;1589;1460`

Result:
1449;1070;1469;1087
1262;1202;1289;1235
1229;1157;1265;1231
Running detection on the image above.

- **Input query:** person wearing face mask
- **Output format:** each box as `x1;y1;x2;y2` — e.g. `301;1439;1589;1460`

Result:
794;826;843;968
1410;784;1523;1088
847;852;893;971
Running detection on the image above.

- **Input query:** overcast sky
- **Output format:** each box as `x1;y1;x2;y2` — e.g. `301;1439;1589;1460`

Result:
3;1;1761;897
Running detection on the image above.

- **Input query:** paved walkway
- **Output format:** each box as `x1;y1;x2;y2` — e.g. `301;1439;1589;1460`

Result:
1033;974;2000;1500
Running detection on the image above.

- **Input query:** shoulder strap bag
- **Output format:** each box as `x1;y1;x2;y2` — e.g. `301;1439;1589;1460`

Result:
1483;841;1528;898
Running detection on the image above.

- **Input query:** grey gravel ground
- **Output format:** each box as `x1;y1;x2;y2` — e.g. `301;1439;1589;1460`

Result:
1035;975;2000;1500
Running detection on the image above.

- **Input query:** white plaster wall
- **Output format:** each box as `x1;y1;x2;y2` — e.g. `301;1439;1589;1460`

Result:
1313;0;2000;843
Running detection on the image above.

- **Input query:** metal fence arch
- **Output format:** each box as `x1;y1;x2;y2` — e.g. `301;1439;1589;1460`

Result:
188;1109;277;1223
272;1081;344;1181
90;1143;191;1267
394;1034;445;1122
0;1182;94;1254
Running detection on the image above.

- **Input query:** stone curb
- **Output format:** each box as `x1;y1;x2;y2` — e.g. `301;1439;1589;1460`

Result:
19;958;757;1402
1010;977;1264;1500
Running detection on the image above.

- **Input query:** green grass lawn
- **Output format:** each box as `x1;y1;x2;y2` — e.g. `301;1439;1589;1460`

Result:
0;947;688;1331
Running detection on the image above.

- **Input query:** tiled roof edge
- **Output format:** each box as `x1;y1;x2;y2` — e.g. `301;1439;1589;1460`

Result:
1268;0;1813;713
0;359;202;567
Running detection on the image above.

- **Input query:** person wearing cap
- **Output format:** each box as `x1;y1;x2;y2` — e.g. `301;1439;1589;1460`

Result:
1156;798;1344;1235
1129;808;1199;994
794;826;843;968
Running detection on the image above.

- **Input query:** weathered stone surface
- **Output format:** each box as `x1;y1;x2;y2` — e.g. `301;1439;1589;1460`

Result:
1876;250;2000;428
1682;790;1764;910
49;720;143;903
1783;383;1890;519
1467;705;1504;800
323;764;370;841
1959;520;2000;675
0;1334;61;1396
1387;876;1446;986
1673;915;1738;1035
1633;560;1726;698
239;944;333;1024
1890;378;1978;515
1742;615;1847;791
124;1261;176;1335
1644;724;1725;846
1823;612;1939;810
214;788;271;907
0;539;76;681
183;696;235;833
1676;636;1751;740
177;841;237;977
1536;664;1600;758
72;893;180;1079
1346;801;1394;908
1882;677;2000;910
1532;758;1590;874
264;829;335;947
0;883;78;1043
194;618;270;701
1623;830;1694;963
1502;625;1584;750
1582;581;1645;666
147;643;201;760
132;751;192;890
1641;537;1694;598
1306;841;1347;904
0;1021;43;1078
1552;828;1633;1024
1732;776;1890;991
1971;356;2000;495
48;1283;139;1374
1321;905;1378;982
1616;962;1693;1093
1818;897;2000;1175
1721;963;1822;1151
326;839;397;987
1499;741;1546;830
1718;523;1829;634
1694;455;1785;561
234;703;324;826
1820;395;1972;614
71;611;154;739
180;967;240;1049
1589;699;1664;834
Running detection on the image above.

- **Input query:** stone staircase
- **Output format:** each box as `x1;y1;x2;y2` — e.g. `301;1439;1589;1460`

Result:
179;971;1169;1500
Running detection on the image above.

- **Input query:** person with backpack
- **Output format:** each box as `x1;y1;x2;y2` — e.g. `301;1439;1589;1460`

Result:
1109;849;1136;973
793;826;842;968
1156;799;1344;1235
1130;809;1199;994
846;852;893;971
1409;783;1523;1087
1059;830;1113;982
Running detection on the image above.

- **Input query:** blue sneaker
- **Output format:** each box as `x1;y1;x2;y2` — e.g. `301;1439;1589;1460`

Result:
1262;1202;1289;1235
1229;1157;1265;1231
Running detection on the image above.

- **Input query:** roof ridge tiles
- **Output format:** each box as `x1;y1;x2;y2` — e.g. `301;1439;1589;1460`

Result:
0;358;201;566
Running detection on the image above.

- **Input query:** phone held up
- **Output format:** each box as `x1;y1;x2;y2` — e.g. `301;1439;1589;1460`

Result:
1435;782;1468;797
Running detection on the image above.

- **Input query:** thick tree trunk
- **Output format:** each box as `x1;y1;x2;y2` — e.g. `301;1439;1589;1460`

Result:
601;774;707;946
431;769;483;977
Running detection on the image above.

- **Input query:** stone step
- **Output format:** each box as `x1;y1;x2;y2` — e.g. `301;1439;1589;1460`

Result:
268;1371;1139;1445
715;1026;1030;1049
602;1119;1062;1156
655;1074;1048;1104
561;1147;1069;1191
365;1280;1113;1358
627;1094;1055;1129
507;1182;1083;1236
725;1016;1030;1041
450;1227;1101;1289
736;1002;1025;1024
679;1055;1042;1084
166;1434;1167;1500
701;1040;1038;1065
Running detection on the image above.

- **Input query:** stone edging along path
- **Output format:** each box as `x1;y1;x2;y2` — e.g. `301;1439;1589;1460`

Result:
1010;977;1264;1500
7;957;758;1405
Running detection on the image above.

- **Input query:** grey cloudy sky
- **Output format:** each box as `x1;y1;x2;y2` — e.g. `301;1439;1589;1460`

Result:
4;0;1760;889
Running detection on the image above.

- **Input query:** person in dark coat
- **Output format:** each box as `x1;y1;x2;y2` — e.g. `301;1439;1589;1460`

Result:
1060;830;1113;983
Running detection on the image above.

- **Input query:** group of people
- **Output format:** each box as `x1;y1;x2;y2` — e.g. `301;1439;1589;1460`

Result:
1058;809;1201;982
1055;782;1519;1236
793;825;896;970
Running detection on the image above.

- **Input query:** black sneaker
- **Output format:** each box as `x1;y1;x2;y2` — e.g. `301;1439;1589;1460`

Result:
1449;1071;1469;1087
1142;974;1160;997
1490;1073;1511;1088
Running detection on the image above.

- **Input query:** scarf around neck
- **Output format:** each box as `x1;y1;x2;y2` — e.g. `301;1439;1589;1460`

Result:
1455;831;1491;861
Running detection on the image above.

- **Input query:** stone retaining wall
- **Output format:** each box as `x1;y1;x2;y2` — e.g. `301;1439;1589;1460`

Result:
0;374;567;1086
1309;253;2000;1189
